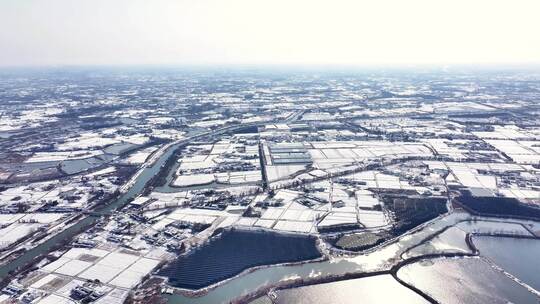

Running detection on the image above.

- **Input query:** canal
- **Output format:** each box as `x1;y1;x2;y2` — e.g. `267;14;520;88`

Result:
0;122;264;280
0;141;184;279
165;213;538;304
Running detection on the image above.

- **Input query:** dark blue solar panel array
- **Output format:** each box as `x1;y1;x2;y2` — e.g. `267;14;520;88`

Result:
159;229;321;290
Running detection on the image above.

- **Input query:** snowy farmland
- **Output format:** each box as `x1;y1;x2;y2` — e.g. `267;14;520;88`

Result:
307;141;432;169
42;248;160;289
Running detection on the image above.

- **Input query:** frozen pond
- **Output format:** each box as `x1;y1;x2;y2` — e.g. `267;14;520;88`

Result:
473;236;540;291
402;226;471;259
397;257;539;304
166;213;537;303
273;275;428;304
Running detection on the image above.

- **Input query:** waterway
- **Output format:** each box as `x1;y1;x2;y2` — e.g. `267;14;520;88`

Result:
402;226;470;259
2;119;538;304
0;141;184;279
249;232;540;304
160;230;321;290
473;235;540;291
165;213;539;304
0;122;265;280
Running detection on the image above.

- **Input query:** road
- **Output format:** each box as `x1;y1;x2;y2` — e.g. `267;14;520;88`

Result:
0;121;260;281
0;112;306;282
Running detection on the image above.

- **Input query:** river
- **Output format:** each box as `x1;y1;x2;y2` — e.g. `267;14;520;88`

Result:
473;235;540;291
165;212;538;304
0;122;266;279
397;257;539;304
0;141;184;279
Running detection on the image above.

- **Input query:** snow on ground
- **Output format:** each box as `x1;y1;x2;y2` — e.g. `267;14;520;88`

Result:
358;210;388;228
37;294;76;304
172;174;215;187
486;139;540;164
258;190;319;233
56;134;119;151
308;140;432;170
94;289;129;304
25;150;103;163
0;223;42;249
356;190;382;209
42;248;161;289
178;155;217;171
124;146;159;165
318;212;357;227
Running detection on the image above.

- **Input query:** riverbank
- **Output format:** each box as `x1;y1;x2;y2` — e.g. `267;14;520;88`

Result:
0;139;185;283
160;211;540;304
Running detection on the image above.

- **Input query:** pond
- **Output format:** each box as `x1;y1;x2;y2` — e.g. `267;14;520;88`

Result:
397;257;539;304
165;213;539;304
473;235;540;291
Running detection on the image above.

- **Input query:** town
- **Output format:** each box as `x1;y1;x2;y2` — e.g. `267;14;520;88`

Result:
0;68;539;304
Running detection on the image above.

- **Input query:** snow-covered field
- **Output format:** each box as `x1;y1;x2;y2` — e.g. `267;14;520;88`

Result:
124;146;159;165
173;174;215;187
25;150;103;163
43;248;160;289
0;223;42;249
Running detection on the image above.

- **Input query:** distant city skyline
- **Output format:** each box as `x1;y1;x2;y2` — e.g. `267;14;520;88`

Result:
1;0;540;67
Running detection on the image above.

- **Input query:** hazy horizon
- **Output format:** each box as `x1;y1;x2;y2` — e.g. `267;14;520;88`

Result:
2;0;540;67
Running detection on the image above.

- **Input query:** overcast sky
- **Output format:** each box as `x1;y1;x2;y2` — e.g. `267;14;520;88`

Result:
1;0;539;67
